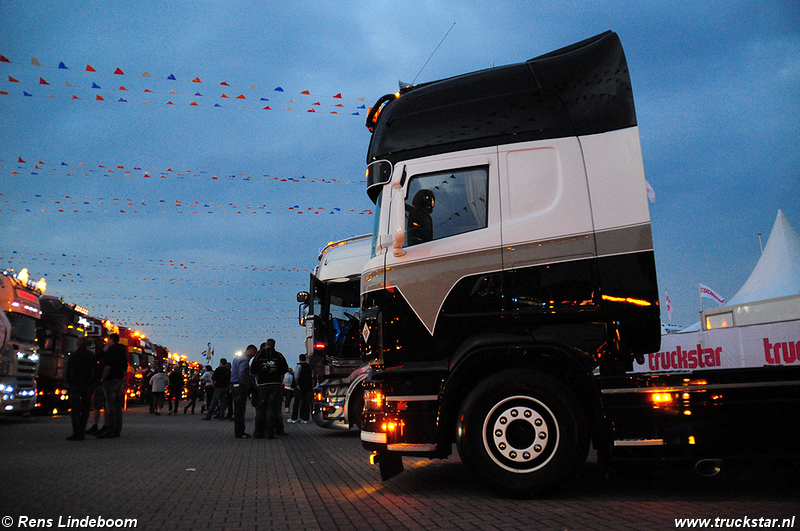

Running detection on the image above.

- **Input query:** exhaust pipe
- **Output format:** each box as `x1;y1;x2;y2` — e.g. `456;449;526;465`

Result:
694;459;723;477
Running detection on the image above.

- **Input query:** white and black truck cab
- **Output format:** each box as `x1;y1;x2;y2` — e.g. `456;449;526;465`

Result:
359;31;661;493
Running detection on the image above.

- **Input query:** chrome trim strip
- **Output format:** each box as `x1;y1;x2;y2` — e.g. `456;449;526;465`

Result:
602;380;800;394
386;395;439;402
614;439;664;447
387;443;437;451
361;431;387;444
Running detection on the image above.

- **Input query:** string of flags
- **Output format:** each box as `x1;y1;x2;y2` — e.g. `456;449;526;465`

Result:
0;193;373;216
1;157;362;185
1;53;369;114
2;250;311;274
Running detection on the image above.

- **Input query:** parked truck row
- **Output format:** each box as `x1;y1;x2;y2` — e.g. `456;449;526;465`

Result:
0;267;174;417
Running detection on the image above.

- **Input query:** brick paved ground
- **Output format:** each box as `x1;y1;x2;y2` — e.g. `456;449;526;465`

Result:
0;405;797;531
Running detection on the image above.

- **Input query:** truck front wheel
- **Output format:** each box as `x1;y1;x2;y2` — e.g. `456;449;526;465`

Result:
456;369;588;495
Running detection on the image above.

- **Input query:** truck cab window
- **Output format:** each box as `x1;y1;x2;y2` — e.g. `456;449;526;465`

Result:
404;166;488;247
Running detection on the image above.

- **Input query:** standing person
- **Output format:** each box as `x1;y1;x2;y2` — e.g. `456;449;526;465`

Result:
222;359;234;420
97;333;128;439
141;365;155;413
289;354;313;424
149;368;169;415
200;365;214;414
250;339;288;439
167;366;183;415
65;337;96;441
282;368;294;413
231;345;257;438
202;358;230;420
183;373;200;414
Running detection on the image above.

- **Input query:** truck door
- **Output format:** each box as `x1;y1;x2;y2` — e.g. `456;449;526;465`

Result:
498;138;599;316
381;148;502;336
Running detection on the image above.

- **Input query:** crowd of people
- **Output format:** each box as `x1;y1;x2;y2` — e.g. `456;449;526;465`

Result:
64;336;315;441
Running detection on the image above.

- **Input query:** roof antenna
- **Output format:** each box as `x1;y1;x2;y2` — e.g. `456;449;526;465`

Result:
404;22;456;88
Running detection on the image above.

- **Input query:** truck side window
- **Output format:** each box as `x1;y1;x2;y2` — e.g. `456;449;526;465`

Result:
405;166;488;246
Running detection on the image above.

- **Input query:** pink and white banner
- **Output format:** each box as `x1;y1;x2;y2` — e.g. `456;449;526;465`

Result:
699;282;725;306
633;319;800;373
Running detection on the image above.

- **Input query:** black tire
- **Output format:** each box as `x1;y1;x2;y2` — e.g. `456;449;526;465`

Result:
456;369;589;495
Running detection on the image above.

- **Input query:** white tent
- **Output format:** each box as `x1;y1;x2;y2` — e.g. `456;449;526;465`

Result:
726;209;800;305
677;209;800;333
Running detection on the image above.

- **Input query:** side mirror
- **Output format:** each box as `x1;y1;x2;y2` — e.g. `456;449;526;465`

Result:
297;291;309;304
390;184;406;257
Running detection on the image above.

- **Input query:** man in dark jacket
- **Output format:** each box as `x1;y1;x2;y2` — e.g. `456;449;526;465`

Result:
167;366;183;415
65;336;96;441
202;358;230;420
289;354;313;424
98;333;128;439
250;339;288;439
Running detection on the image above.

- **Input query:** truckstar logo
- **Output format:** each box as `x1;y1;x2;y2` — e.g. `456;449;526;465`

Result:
763;337;799;364
646;344;722;371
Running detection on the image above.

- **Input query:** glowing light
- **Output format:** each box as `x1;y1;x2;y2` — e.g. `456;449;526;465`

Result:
650;392;673;404
366;389;384;411
601;294;652;307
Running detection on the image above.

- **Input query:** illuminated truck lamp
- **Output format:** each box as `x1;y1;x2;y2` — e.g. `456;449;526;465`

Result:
381;420;404;433
4;405;12;411
650;392;673;405
366;389;384;411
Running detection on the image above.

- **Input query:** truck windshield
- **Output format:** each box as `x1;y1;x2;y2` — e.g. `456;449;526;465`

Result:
6;313;37;343
327;279;361;360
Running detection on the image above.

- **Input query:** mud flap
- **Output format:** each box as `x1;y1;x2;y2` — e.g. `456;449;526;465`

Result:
372;451;404;481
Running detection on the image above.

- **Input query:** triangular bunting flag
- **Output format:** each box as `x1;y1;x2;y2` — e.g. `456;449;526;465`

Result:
236;94;246;99
221;94;229;98
274;87;284;92
31;57;42;66
58;61;68;69
8;76;19;82
119;86;128;91
0;55;10;63
301;90;310;95
114;67;124;75
64;82;75;87
18;157;25;163
192;77;201;83
263;106;271;110
312;101;320;105
85;65;96;72
91;82;101;89
167;74;177;80
333;93;342;98
308;108;316;112
39;77;49;85
95;95;105;101
23;91;32;97
72;95;80;99
190;102;199;106
142;71;153;78
220;81;229;86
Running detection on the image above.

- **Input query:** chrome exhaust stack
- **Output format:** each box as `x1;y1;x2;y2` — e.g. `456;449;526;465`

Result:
694;458;723;477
